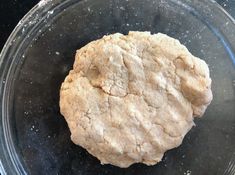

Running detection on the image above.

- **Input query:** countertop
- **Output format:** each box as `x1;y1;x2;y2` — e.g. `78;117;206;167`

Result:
0;0;234;50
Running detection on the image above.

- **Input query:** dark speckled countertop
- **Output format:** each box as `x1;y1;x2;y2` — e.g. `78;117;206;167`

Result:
0;0;234;51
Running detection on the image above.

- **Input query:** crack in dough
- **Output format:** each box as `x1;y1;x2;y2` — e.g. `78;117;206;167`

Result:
60;31;213;168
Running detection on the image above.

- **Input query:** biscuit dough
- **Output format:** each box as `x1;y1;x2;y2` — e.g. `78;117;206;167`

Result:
60;31;212;168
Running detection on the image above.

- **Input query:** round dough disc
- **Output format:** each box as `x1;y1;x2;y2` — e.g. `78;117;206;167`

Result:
60;31;212;168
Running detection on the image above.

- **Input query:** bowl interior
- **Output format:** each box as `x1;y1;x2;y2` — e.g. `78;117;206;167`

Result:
2;0;235;174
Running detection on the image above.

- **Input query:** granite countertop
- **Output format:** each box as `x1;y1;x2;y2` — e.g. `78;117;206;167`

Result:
0;0;234;50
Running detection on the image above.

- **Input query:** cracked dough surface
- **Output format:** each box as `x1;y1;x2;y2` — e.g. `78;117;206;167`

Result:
60;31;212;168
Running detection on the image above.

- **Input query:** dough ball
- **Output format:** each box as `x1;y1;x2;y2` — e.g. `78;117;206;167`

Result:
60;31;212;168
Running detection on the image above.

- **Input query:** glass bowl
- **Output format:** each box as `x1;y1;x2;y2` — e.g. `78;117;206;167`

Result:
0;0;235;174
